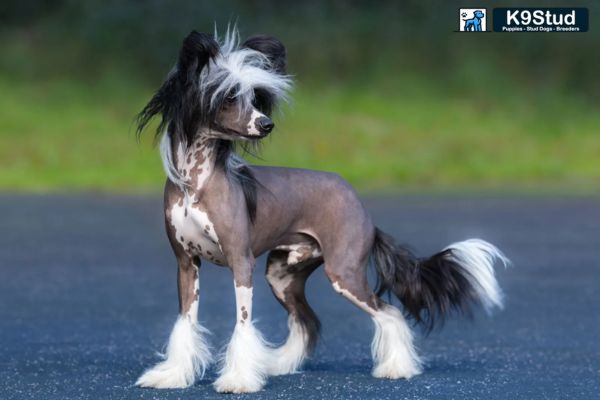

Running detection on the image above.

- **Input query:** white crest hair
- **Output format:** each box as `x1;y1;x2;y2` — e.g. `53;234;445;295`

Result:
200;26;293;113
159;26;292;188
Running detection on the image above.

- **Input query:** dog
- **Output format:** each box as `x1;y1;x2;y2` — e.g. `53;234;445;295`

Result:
463;10;485;31
134;28;509;393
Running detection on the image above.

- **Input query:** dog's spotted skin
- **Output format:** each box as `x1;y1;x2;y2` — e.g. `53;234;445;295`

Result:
274;243;322;266
136;29;508;394
167;137;226;266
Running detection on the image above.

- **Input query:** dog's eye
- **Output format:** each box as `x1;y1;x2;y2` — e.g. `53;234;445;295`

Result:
225;94;237;104
252;89;273;114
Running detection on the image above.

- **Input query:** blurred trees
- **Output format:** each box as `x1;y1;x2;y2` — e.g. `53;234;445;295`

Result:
1;0;598;100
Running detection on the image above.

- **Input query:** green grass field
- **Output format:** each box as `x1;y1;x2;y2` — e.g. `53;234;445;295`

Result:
1;1;599;194
1;71;599;194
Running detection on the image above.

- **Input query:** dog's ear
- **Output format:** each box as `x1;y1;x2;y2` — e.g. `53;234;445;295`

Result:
242;35;287;74
178;30;220;82
136;31;219;142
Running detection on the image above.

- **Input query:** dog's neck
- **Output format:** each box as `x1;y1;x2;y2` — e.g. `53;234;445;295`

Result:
173;134;219;195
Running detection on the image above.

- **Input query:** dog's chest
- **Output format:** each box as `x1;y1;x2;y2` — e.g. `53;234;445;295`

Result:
169;200;226;265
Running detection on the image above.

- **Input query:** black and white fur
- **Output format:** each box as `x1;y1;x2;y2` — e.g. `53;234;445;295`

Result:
134;27;509;393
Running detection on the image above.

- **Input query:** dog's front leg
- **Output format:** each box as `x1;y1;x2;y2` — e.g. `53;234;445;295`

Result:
136;254;212;389
213;253;272;394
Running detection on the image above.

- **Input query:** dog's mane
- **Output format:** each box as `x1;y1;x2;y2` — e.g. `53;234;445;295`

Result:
201;28;291;116
137;27;291;223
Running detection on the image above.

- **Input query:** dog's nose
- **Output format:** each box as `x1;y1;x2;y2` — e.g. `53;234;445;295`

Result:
257;117;274;134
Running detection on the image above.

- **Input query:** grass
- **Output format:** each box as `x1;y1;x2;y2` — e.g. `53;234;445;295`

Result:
1;72;599;194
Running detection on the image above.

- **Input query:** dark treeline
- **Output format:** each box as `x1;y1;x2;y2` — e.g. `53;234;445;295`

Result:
1;0;599;100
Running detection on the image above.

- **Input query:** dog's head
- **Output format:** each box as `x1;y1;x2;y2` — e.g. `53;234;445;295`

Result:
473;10;485;19
137;28;291;145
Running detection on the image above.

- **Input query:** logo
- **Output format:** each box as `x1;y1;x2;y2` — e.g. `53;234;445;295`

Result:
459;8;488;32
493;8;588;32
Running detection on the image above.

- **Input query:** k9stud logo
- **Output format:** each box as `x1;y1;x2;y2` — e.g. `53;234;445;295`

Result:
458;8;488;32
493;8;589;32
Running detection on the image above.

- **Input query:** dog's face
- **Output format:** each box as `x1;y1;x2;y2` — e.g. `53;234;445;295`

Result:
474;10;484;18
207;33;290;140
211;89;275;140
137;30;292;145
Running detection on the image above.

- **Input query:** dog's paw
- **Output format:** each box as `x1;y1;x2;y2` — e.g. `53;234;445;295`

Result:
136;362;195;389
213;373;264;393
372;362;422;380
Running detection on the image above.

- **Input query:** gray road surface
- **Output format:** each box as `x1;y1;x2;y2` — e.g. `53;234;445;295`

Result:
1;194;598;399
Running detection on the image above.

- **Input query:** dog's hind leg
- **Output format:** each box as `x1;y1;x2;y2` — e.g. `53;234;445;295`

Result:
136;254;212;389
324;247;422;380
265;249;322;375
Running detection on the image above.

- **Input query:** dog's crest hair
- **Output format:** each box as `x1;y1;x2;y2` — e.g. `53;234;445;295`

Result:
201;27;291;116
136;26;291;223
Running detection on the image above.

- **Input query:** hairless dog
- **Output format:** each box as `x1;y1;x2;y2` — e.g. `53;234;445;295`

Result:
134;28;508;394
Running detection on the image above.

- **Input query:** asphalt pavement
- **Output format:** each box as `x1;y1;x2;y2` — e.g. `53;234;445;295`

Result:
1;194;598;399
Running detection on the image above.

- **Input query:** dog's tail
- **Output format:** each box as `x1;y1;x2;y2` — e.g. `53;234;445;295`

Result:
370;228;509;332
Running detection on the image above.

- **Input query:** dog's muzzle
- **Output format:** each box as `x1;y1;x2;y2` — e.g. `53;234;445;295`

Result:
257;117;274;135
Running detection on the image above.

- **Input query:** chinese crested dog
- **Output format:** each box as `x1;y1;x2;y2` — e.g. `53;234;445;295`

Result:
134;28;509;393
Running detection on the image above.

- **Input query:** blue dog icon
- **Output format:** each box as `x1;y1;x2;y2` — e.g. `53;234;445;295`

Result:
463;10;485;31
